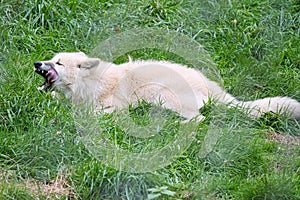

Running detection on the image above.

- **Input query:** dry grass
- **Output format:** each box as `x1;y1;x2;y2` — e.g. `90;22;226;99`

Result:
267;132;300;146
26;173;75;199
0;169;75;199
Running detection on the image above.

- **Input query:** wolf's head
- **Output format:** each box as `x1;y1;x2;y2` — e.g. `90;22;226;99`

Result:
34;52;100;92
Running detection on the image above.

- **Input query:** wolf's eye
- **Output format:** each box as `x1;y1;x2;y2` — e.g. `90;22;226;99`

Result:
55;59;64;66
56;61;63;66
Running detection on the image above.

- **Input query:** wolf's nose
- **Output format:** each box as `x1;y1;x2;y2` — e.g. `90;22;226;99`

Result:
34;62;42;68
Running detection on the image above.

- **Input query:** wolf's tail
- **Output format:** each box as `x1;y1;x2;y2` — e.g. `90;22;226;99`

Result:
239;96;300;119
207;80;300;119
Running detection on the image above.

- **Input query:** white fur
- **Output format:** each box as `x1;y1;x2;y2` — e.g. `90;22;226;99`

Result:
38;52;300;121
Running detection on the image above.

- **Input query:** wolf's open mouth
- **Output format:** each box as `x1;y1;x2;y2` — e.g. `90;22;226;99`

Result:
34;62;59;91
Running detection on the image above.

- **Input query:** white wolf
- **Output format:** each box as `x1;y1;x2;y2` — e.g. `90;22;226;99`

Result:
34;52;300;121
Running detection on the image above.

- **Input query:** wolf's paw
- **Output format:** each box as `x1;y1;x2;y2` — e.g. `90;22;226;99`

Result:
181;115;205;124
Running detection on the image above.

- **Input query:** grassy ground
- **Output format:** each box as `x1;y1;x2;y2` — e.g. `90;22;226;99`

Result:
1;0;300;199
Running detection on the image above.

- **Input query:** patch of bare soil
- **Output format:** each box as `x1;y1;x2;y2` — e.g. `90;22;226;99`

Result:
266;131;300;146
0;170;76;199
25;173;76;199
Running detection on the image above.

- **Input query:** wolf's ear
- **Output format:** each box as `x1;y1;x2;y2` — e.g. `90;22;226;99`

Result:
79;58;100;69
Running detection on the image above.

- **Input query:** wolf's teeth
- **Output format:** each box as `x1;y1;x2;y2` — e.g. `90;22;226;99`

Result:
42;70;44;73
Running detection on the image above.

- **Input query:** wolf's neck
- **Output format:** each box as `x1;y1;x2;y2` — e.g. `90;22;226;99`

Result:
72;61;117;103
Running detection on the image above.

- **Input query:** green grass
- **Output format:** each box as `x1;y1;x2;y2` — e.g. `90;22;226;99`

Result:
1;0;300;199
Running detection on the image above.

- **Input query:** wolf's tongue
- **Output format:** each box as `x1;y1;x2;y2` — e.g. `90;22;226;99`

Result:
46;68;59;84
